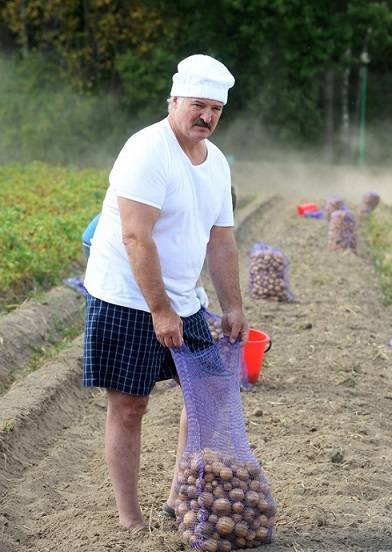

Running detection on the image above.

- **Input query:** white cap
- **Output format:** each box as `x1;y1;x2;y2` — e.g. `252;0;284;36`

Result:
170;54;235;105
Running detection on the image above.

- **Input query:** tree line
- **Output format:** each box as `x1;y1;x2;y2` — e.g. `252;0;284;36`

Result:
1;0;391;163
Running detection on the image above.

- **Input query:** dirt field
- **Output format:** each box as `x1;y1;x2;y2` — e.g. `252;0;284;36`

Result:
1;195;392;552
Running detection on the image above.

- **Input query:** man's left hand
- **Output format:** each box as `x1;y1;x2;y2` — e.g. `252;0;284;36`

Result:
221;308;249;345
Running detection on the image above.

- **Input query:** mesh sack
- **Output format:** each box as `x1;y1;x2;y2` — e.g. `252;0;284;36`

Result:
327;209;357;251
204;309;224;341
248;243;296;302
324;195;347;220
203;309;252;390
359;192;380;215
171;339;276;551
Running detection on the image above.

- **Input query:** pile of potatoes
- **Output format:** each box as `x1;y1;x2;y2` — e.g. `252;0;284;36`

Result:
175;448;276;551
248;247;294;302
206;315;224;341
324;195;346;220
327;209;357;251
359;191;380;215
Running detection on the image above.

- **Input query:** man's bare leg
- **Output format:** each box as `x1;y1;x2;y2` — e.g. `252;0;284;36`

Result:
105;389;149;529
166;405;187;509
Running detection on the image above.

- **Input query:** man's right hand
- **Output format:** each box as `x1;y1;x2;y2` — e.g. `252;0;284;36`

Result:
151;307;184;348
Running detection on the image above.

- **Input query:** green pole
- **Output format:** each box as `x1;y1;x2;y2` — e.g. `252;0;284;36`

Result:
358;49;369;167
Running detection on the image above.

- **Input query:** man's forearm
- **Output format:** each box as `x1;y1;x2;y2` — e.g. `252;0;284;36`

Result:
124;236;171;313
207;240;243;312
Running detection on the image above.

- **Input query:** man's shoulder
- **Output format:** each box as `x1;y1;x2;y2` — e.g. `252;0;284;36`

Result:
129;119;169;146
116;119;170;163
206;140;230;168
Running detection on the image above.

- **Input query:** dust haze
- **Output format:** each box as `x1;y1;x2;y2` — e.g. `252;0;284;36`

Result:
215;116;392;207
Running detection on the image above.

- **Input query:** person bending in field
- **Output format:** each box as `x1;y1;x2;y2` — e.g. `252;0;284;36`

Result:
82;54;248;532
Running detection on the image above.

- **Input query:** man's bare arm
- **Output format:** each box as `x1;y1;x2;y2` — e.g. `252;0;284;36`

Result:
118;197;183;347
206;226;248;343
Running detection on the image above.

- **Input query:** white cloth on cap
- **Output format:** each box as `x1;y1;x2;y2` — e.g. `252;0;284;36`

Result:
171;54;235;105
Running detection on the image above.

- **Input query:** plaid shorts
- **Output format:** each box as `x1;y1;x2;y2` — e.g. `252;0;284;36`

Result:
83;293;213;396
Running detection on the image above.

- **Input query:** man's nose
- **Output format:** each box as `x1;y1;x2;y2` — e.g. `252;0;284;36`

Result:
200;109;213;123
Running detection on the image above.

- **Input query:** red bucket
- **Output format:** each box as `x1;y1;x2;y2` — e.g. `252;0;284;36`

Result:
297;202;319;216
242;328;272;384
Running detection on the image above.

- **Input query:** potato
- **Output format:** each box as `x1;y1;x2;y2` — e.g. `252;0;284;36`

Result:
216;516;235;535
213;486;226;499
235;536;247;548
183;510;197;527
248;480;260;492
255;526;269;539
220;467;233;481
176;501;189;516
201;538;218;552
231;501;245;515
236;467;249;481
229;488;245;502
217;540;232;552
213;498;232;516
234;521;248;538
245;490;259;507
198;492;214;508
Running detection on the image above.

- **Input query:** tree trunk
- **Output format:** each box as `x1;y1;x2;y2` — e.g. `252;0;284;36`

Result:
19;0;29;58
340;48;351;161
324;69;335;163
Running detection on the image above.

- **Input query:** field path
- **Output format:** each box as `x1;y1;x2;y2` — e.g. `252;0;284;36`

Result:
1;196;392;552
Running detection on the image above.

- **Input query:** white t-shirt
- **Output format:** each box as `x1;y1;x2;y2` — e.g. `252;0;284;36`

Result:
84;118;234;317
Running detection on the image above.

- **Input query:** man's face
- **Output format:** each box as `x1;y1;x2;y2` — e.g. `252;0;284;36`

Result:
171;97;224;141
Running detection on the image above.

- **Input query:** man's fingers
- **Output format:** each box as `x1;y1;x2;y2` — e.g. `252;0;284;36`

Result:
240;326;249;346
172;332;183;348
158;329;183;348
229;322;242;343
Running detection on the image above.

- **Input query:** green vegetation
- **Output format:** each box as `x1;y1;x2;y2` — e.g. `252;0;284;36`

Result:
362;205;392;304
0;163;107;309
1;1;391;164
0;417;15;433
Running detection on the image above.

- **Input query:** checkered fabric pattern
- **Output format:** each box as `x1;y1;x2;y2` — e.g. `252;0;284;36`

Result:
83;294;213;396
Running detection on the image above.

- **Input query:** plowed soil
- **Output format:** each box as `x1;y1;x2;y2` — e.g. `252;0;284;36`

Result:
1;196;392;552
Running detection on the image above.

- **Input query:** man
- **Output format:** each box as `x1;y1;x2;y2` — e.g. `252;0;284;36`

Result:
83;54;248;531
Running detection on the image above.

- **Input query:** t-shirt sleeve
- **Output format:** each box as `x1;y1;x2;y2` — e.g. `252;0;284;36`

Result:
109;132;168;209
214;163;234;227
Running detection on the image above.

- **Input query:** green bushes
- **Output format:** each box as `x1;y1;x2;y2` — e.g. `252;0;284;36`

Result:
362;205;392;304
0;163;107;309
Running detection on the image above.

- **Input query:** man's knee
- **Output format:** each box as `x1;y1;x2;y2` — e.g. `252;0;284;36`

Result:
107;391;149;425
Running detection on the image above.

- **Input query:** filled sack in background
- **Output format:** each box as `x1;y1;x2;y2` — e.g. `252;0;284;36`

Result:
324;195;347;220
359;191;380;216
327;209;357;251
248;243;296;302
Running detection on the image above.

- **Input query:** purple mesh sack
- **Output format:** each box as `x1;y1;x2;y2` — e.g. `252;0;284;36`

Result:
204;309;224;341
324;195;347;221
327;209;357;251
203;309;252;390
171;340;276;551
248;243;296;302
359;192;380;215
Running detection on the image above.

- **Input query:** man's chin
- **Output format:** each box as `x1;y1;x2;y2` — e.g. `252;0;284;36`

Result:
192;126;212;136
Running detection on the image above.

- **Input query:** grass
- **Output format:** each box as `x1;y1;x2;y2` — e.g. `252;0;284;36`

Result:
361;204;392;304
0;162;107;311
0;417;15;433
